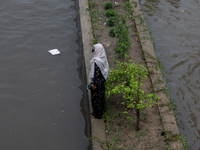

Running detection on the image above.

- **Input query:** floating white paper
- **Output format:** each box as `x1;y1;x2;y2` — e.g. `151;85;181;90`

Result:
48;49;60;55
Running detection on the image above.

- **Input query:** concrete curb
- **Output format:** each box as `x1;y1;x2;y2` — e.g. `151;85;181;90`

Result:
78;0;106;149
130;0;184;149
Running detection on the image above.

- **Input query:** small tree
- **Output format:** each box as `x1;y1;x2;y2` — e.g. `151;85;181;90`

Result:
106;58;159;130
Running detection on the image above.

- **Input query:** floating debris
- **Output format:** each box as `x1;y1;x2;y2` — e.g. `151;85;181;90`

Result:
48;49;60;55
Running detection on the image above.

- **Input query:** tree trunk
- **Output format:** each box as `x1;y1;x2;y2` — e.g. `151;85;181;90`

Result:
136;109;140;131
136;77;141;131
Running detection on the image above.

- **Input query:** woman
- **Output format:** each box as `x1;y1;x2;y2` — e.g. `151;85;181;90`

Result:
89;43;109;119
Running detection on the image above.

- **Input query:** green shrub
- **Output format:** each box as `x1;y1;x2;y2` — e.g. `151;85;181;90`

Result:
115;23;131;58
105;2;113;9
107;17;116;26
105;9;115;17
109;27;118;37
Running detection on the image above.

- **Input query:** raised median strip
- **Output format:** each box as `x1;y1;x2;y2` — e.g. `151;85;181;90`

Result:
79;0;185;149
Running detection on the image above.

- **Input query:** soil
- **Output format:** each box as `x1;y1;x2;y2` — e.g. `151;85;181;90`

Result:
90;0;168;149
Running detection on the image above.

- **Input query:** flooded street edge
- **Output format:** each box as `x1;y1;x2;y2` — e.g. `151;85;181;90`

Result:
131;0;184;149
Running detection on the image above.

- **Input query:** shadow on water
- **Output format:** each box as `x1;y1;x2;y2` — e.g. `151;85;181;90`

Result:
74;0;92;149
141;0;200;149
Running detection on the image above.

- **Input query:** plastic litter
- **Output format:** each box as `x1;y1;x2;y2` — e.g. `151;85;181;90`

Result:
48;49;60;55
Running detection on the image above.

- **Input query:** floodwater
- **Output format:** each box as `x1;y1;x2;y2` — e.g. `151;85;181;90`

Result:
0;1;90;150
140;0;200;149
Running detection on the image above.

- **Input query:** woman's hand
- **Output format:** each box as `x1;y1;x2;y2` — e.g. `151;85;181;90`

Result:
91;84;97;90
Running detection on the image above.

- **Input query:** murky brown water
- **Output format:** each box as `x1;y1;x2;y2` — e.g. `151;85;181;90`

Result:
140;0;200;149
0;1;90;150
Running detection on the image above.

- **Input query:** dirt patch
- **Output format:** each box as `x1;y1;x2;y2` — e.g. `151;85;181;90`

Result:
89;0;169;149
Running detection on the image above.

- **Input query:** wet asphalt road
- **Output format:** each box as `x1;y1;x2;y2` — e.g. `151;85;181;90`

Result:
141;0;200;149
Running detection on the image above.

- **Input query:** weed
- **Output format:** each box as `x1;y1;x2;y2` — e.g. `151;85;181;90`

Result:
113;111;120;118
118;145;125;149
133;1;138;7
98;11;105;18
136;14;145;24
90;9;97;22
163;132;188;149
169;98;177;111
151;35;156;49
88;0;101;45
121;114;126;122
127;122;134;130
93;34;100;44
106;129;122;149
88;0;97;8
108;60;111;67
89;135;106;148
121;15;126;24
178;134;188;150
146;25;152;35
122;136;128;141
123;1;133;15
109;125;116;131
93;23;104;31
137;130;148;138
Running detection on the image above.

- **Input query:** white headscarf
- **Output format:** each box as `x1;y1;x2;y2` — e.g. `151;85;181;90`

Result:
89;43;109;83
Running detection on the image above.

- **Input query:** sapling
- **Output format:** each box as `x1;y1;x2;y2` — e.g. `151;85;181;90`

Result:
106;57;159;130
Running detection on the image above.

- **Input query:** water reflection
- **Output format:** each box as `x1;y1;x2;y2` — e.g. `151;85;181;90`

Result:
166;0;181;8
141;0;160;13
144;0;181;8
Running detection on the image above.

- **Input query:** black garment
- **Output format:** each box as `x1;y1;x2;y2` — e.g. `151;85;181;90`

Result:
91;63;105;119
